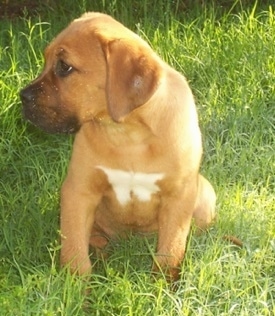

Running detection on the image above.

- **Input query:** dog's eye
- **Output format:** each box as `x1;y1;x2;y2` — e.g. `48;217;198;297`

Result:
55;60;74;77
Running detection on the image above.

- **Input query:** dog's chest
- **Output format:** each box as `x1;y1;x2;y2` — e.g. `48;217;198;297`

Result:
97;166;164;205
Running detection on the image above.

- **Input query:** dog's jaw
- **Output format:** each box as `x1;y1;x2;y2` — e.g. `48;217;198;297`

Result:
20;84;81;134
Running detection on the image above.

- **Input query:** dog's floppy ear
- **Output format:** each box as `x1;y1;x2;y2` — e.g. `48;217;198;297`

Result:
102;39;160;122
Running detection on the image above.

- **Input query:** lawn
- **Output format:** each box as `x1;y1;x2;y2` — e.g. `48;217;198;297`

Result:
0;0;274;315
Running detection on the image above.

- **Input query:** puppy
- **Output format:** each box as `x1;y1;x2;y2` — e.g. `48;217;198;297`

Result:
20;12;216;281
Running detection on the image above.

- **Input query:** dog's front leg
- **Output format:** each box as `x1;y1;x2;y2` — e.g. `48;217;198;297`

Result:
153;186;196;282
60;180;101;276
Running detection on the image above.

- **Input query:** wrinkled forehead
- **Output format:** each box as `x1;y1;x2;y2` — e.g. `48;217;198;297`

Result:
43;13;146;63
43;22;101;63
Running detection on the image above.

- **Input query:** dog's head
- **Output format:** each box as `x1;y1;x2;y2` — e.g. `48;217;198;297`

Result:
20;12;161;134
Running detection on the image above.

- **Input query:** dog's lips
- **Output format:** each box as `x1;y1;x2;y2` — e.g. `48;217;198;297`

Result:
22;100;80;134
20;85;78;134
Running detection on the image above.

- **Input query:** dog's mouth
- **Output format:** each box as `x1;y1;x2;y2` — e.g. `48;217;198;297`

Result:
20;88;80;134
22;107;80;134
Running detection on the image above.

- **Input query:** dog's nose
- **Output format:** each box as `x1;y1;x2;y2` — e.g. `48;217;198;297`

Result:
20;88;34;104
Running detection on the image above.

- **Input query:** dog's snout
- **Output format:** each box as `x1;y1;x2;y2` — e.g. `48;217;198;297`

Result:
20;87;34;104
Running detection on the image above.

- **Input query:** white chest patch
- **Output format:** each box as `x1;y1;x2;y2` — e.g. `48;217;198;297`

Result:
97;166;164;205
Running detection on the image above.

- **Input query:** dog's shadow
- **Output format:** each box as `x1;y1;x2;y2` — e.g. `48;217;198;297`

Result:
90;233;157;279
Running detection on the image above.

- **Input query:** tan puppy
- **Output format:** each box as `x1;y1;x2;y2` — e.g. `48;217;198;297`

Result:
20;12;216;281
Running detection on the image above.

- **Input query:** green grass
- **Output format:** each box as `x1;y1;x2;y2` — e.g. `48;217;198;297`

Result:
0;0;274;315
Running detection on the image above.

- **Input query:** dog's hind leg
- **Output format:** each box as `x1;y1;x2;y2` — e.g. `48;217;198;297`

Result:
193;175;216;232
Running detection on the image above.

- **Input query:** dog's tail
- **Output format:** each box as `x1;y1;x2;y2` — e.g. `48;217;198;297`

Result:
223;235;243;247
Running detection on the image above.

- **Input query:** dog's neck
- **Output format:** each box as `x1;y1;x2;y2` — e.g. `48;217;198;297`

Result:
88;111;153;146
94;111;117;126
